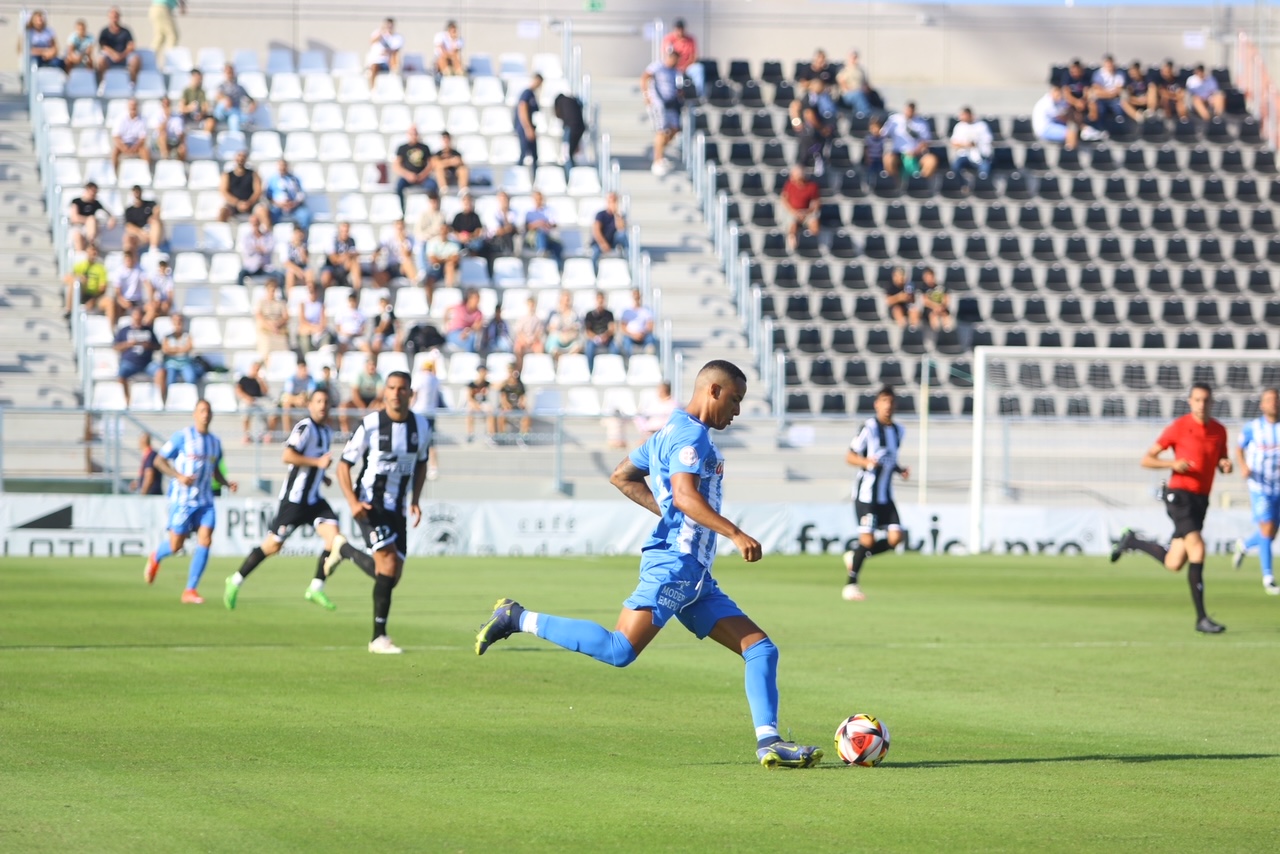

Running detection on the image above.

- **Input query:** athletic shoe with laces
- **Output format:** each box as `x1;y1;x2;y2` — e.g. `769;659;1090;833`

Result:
322;535;347;577
1232;538;1247;570
305;586;336;610
1195;617;1226;634
757;740;823;769
144;552;160;584
1264;576;1280;596
181;589;204;605
1110;528;1136;563
475;597;524;655
841;583;865;602
223;576;240;610
368;635;402;654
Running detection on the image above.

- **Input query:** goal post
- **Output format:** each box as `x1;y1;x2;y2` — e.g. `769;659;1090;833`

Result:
968;347;1277;554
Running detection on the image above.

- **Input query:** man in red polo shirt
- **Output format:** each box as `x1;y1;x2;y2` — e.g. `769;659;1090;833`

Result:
1111;383;1232;633
780;165;821;251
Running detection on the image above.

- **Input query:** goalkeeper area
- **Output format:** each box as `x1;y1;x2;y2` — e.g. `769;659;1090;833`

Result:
3;553;1277;852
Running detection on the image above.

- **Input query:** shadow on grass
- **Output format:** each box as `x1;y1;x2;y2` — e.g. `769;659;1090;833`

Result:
880;753;1280;769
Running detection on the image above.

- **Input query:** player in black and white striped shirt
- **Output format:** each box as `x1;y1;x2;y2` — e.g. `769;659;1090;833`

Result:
338;371;431;654
841;386;909;602
223;388;375;611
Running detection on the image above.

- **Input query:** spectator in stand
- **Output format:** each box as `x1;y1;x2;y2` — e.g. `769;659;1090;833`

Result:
110;250;148;326
591;192;629;273
496;363;531;437
235;360;278;443
1123;61;1155;121
334;292;368;366
341;357;384;434
63;242;110;321
882;101;938;179
180;69;211;128
662;18;703;98
779;165;821;251
149;0;185;70
545;289;584;361
1032;85;1081;150
450;192;486;256
465;365;495;442
482;304;513;355
799;49;837;93
212;63;255;134
1061;59;1092;124
156;312;203;401
112;98;151;175
114;306;161;406
642;52;682;176
368;294;398;355
433;132;470;195
1091;55;1126;123
131;433;163;494
883;266;916;328
68;182;114;254
123;184;163;255
97;7;141;84
618;288;657;359
512;295;546;369
295;279;328;354
446;288;485;353
1186;64;1226;120
254;278;290;357
278;360;316;430
949;107;994;179
484;189;518;264
918;267;952;331
374;219;417;286
837;50;872;115
26;11;62;69
434;20;465;77
219;151;262;222
148;256;175;320
410;355;442;479
1156;61;1188;120
282;225;313;291
554;92;587;168
424;222;461;292
791;77;836;175
238;208;282;287
313;365;334;396
524;190;563;268
391;125;435;210
634;381;676;436
264;159;312;234
153;96;187;161
582;290;616;371
412;193;446;279
64;19;95;70
514;74;543;171
367;17;404;87
321;220;363;291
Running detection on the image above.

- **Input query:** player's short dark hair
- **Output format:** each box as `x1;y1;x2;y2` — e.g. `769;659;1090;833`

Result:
1191;382;1213;395
309;387;330;400
387;370;412;386
1263;387;1279;398
876;385;895;400
698;359;747;386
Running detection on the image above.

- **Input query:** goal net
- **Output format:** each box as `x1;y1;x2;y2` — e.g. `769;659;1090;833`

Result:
967;346;1277;553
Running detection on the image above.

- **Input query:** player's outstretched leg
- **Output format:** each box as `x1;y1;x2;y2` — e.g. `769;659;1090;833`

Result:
1109;527;1171;567
475;598;639;667
738;637;822;769
322;535;377;579
225;545;270;609
145;539;174;584
304;550;337;611
842;540;891;601
1188;561;1224;633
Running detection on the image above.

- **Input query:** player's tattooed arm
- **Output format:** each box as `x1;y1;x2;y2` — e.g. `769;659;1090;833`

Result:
610;458;661;517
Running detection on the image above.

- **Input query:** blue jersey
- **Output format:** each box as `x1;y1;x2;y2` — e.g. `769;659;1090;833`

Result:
161;426;223;508
1239;416;1280;496
629;408;725;569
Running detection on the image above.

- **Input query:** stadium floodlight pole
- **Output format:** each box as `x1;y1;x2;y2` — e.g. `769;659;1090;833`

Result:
968;345;989;555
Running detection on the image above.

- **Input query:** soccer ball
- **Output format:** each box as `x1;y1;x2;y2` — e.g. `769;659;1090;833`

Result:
834;714;890;766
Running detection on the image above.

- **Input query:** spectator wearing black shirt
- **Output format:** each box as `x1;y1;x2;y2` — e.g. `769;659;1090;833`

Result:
68;182;113;253
321;221;363;290
219;151;261;222
496;363;531;436
97;7;141;84
582;290;616;372
554;92;587;168
514;74;543;172
918;267;951;331
790;78;836;174
132;433;163;495
591;192;629;273
466;365;495;442
883;266;916;329
369;294;398;354
1122;61;1155;121
123;184;164;255
450;191;485;255
235;360;279;443
114;306;160;406
1060;59;1091;124
433;132;469;194
391;125;435;210
1156;61;1189;121
483;304;513;354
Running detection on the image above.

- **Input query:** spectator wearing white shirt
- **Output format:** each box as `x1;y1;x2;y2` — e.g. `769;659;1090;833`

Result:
148;256;175;320
367;18;404;87
618;288;657;360
410;356;442;481
112;98;151;174
881;102;938;179
237;209;282;287
1186;64;1225;121
334;292;367;366
153;96;186;161
1090;55;1126;123
111;250;148;325
949;107;994;179
434;20;464;77
1031;85;1080;150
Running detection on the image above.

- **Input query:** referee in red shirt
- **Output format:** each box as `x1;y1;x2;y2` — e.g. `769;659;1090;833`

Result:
1111;383;1232;633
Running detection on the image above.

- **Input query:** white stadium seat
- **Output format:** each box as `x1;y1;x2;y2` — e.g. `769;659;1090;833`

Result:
437;77;471;106
404;76;438;104
298;50;328;75
186;159;222;190
565;386;601;416
165;383;200;411
446;351;481;384
371;75;406;105
591;354;627;386
601;387;638;416
91;381;127;411
283;131;319;162
627;354;663;387
597;258;633;289
317;133;353;163
556;354;591;385
152;160;187;190
269;72;303;102
302;73;337;103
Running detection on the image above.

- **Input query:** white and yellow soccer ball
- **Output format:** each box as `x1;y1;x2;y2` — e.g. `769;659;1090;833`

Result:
834;713;890;766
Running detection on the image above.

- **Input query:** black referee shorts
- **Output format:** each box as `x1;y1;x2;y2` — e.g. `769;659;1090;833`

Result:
357;507;407;558
268;500;339;543
1164;488;1209;539
854;500;901;534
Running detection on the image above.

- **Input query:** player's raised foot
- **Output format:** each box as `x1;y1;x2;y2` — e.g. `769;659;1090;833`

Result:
1195;617;1226;634
322;535;347;577
305;586;336;611
1231;538;1247;570
757;741;823;770
841;583;865;602
223;576;239;610
475;597;524;655
144;552;160;584
1263;576;1280;595
1109;528;1136;563
180;588;204;605
368;635;402;654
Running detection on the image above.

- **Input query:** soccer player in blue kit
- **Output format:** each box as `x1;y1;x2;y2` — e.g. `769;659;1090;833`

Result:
1232;387;1280;595
475;360;823;769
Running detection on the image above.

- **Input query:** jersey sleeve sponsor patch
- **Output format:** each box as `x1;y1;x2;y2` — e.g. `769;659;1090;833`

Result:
678;445;700;467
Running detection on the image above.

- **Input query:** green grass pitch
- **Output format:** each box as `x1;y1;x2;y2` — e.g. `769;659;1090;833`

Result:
2;552;1279;852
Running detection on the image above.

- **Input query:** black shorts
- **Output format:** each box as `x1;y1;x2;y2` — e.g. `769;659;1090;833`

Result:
1164;488;1209;539
268;499;339;543
357;506;407;557
854;500;901;534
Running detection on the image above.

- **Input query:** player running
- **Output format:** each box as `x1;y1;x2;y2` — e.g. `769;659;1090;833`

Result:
337;371;430;654
223;388;377;611
145;399;238;603
1231;387;1280;595
475;360;824;770
1111;383;1232;633
841;385;909;602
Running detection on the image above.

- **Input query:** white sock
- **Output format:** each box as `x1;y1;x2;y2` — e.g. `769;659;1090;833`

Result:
519;610;540;634
308;578;324;592
231;572;245;586
1265;575;1275;585
755;725;780;741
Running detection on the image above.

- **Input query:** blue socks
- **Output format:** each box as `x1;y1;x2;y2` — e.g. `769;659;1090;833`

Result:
1245;532;1274;577
743;637;781;747
186;545;209;591
535;615;637;668
154;540;173;562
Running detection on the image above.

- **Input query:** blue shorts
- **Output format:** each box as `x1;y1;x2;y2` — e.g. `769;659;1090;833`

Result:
1250;490;1280;527
169;503;216;536
622;551;746;639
